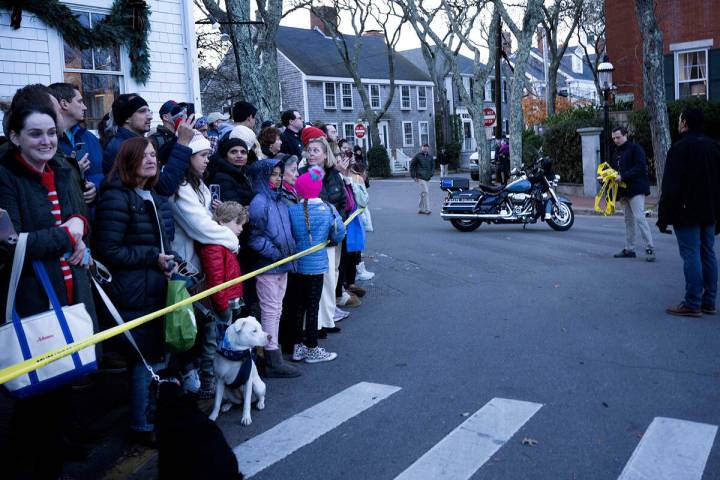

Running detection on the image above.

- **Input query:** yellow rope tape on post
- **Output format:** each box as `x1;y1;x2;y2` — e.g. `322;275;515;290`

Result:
594;162;626;216
0;208;366;386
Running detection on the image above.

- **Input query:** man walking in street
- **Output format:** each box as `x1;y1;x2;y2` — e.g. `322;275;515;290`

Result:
611;126;655;262
410;143;434;215
658;107;720;317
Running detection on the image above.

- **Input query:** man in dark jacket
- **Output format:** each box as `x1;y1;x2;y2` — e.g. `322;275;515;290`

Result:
280;109;304;158
103;94;194;197
610;126;655;261
410;143;434;214
658;107;720;317
148;100;187;166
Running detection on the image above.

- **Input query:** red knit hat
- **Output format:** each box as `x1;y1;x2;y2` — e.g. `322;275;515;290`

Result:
300;126;326;146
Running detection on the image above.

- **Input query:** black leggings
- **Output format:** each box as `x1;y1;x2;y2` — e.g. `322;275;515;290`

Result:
288;274;324;348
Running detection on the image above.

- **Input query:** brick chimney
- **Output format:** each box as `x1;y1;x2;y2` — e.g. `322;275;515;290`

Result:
536;28;544;54
362;29;384;38
310;6;338;36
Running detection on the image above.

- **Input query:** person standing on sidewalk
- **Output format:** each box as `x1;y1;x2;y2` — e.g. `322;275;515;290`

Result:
410;143;434;215
438;146;449;178
610;126;655;261
657;107;720;317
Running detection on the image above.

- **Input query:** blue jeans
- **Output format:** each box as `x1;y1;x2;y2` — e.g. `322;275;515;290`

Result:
674;225;718;310
129;359;167;432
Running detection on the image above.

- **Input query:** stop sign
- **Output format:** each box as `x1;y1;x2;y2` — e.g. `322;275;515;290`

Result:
354;123;366;139
483;107;496;127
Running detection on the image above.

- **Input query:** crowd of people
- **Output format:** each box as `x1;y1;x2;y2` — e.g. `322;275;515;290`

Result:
0;83;376;478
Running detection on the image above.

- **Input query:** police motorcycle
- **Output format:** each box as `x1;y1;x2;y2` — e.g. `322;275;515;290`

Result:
439;155;574;232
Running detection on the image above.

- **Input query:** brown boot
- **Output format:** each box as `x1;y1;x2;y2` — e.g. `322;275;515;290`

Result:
666;303;701;317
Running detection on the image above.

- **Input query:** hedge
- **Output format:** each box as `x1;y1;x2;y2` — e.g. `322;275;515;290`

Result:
367;145;392;177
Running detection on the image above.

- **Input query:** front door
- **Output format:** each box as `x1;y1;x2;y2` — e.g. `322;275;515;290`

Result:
371;121;390;149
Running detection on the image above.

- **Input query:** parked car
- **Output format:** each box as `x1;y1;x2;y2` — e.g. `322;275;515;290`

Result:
469;150;496;181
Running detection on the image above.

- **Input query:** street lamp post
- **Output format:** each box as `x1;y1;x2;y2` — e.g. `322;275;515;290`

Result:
597;55;615;165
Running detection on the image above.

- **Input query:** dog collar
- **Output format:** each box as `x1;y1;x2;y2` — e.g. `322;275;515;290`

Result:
217;348;255;389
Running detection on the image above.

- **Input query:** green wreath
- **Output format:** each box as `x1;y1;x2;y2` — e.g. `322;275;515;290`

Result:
1;0;151;84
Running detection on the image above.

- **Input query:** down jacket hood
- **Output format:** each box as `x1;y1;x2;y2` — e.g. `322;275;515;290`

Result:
249;158;284;200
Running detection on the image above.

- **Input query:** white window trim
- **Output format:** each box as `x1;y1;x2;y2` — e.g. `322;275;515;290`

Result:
368;84;381;109
400;85;411;110
343;122;355;143
323;82;337;109
340;83;353;110
402;121;414;147
674;49;709;101
417;86;427;110
418;121;429;146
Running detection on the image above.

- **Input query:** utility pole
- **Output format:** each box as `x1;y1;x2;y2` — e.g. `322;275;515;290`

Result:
542;29;550;117
494;14;502;140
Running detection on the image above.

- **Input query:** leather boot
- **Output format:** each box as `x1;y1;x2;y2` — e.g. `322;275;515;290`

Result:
263;348;301;378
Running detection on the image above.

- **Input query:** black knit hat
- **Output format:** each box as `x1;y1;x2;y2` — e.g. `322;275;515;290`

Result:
218;137;248;159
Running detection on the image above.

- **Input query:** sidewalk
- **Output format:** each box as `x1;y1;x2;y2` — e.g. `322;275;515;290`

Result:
568;194;658;216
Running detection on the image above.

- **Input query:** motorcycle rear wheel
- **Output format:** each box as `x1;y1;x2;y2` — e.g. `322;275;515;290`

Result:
450;219;482;232
546;202;574;231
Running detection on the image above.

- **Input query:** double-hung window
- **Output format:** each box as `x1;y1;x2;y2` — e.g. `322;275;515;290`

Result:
417;86;428;110
343;123;355;143
402;121;414;147
324;82;337;109
418;121;429;146
368;84;381;109
340;83;353;109
400;85;411;110
676;50;708;99
63;10;122;130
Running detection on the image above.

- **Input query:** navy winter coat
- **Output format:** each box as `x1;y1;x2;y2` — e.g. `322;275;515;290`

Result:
289;200;346;274
93;176;176;361
58;123;105;188
612;141;650;198
205;154;255;206
247;159;296;274
103;127;191;198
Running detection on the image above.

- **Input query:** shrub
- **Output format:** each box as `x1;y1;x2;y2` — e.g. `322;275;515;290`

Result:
522;129;543;167
367;145;391;177
444;142;461;170
542;106;603;184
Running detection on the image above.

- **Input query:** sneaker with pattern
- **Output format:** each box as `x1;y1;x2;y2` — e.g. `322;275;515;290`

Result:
304;346;337;363
292;343;308;362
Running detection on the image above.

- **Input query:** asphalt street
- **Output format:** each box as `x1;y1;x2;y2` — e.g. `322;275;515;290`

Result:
65;177;720;479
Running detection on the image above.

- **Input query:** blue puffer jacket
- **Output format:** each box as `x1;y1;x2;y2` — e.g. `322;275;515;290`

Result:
247;159;296;273
289;199;346;275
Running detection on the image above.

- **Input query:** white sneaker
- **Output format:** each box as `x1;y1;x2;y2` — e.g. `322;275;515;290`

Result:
333;306;350;322
337;291;351;306
182;369;200;393
356;262;375;281
292;343;308;362
304;346;337;363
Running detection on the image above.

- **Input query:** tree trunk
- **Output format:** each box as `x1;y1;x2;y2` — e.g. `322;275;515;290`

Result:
547;63;559;116
473;119;491;183
634;0;672;191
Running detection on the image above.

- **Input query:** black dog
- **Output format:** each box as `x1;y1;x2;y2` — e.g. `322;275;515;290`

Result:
151;372;244;480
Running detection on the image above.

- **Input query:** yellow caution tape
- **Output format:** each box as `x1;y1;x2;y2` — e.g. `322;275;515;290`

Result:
0;208;366;386
594;163;626;216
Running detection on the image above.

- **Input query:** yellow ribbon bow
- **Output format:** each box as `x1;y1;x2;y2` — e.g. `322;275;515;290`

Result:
594;162;626;216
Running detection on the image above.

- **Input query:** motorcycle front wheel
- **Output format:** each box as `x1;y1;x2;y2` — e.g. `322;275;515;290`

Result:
546;202;574;231
450;219;482;232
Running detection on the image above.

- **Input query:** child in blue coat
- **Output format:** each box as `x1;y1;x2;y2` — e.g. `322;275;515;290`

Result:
287;166;346;363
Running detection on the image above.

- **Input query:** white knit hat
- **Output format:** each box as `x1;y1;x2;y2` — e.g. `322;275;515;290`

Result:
187;131;211;154
229;125;263;158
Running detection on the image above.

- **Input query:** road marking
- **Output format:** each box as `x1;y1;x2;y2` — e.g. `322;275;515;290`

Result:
618;417;718;480
234;381;401;478
394;397;543;480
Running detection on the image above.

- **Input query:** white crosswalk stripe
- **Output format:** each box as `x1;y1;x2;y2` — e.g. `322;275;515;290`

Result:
393;397;543;480
618;417;718;480
233;381;401;478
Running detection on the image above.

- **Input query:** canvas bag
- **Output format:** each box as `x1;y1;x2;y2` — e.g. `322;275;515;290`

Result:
0;233;96;398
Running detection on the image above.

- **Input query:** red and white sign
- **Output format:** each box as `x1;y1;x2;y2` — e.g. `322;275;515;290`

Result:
354;123;366;139
483;107;496;127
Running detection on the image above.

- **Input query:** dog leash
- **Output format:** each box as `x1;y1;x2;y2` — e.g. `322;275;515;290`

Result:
90;263;161;383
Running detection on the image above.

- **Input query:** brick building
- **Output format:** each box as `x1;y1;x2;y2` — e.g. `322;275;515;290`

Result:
605;0;720;106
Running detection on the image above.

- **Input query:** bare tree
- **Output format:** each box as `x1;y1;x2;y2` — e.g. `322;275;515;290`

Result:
308;0;406;147
634;0;671;190
576;0;605;103
496;0;544;169
540;0;584;116
197;0;285;124
401;0;498;182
